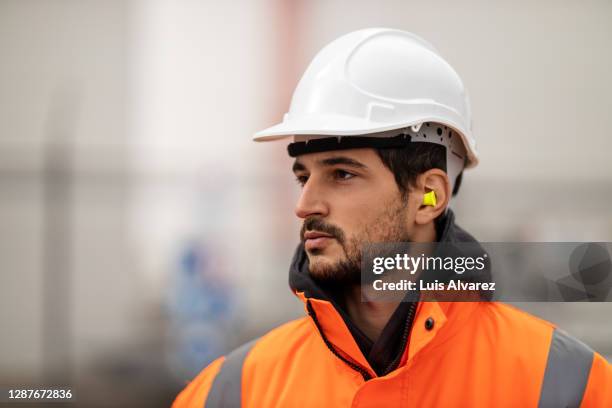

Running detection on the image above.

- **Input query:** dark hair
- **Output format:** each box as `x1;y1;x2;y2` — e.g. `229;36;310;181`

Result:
375;143;463;198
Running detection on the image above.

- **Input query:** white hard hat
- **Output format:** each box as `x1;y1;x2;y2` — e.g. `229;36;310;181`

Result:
254;28;478;187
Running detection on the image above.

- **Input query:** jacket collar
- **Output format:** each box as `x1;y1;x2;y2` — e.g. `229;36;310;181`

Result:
288;209;486;377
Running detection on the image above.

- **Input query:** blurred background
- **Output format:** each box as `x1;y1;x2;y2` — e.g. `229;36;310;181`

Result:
0;0;610;406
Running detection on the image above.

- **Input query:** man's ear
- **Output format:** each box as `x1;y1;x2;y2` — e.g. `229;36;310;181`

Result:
413;169;451;225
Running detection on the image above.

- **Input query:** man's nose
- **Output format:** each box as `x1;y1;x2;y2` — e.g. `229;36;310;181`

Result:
294;180;328;219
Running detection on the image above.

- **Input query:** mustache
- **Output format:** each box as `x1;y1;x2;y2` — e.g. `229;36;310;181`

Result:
300;217;346;245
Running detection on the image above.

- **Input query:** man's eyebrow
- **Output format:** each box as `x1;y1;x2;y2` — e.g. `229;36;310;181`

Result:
292;160;306;173
320;156;367;169
292;156;368;172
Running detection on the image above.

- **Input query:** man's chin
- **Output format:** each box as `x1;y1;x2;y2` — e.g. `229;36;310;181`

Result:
307;253;334;271
307;255;361;287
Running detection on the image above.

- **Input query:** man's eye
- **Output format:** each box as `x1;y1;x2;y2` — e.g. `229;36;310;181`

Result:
295;175;308;186
334;169;355;181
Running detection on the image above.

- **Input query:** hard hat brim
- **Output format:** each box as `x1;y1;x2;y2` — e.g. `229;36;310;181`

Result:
253;113;478;168
253;113;395;140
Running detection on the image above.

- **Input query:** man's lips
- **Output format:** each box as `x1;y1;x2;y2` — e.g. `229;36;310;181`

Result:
304;231;333;240
304;231;335;251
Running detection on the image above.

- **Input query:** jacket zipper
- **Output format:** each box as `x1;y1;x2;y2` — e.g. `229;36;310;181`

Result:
381;300;417;375
306;300;373;381
307;299;419;379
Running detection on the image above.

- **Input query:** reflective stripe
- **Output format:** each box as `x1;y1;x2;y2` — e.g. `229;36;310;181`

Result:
538;329;594;408
205;339;258;408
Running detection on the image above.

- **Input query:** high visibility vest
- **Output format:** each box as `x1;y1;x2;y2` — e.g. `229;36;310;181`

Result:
173;296;612;407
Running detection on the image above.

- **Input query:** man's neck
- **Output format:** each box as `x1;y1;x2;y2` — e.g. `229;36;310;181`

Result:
343;285;400;342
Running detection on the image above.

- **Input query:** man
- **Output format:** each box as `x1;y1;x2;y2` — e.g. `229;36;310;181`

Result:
174;28;611;407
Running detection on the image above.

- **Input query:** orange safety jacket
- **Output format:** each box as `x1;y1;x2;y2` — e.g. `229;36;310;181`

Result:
173;212;612;407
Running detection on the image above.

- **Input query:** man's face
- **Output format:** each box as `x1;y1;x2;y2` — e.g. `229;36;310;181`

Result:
292;148;416;285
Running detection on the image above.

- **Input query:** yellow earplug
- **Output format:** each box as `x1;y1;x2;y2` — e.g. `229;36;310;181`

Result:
422;190;437;207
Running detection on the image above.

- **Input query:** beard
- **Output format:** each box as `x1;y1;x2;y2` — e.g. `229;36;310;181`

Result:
301;197;412;288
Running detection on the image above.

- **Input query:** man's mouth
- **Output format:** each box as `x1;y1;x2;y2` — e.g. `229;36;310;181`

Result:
304;231;334;251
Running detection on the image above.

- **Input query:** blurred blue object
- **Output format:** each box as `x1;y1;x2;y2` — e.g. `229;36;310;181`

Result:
168;240;238;378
